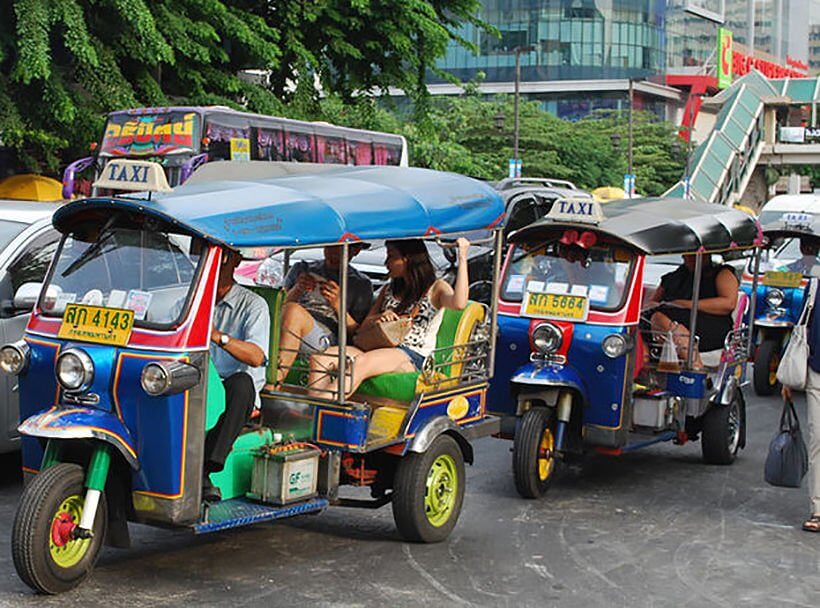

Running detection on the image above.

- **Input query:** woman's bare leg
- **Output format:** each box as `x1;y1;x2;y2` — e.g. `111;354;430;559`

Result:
276;302;316;385
309;347;414;398
650;311;703;368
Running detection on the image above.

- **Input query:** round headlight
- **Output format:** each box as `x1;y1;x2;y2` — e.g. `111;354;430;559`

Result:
0;341;29;375
602;334;629;358
532;323;562;355
141;363;170;396
56;349;94;392
765;288;784;309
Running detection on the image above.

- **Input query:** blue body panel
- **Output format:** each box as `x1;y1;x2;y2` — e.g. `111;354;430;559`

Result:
19;337;194;498
53;166;505;248
665;371;707;399
314;404;369;451
742;280;807;340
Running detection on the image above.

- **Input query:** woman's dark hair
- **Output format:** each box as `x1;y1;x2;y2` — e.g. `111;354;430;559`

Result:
386;239;436;312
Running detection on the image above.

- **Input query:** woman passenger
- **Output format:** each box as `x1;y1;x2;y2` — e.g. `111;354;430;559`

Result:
308;237;471;397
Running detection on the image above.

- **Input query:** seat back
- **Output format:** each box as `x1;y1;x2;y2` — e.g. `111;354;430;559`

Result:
247;286;286;386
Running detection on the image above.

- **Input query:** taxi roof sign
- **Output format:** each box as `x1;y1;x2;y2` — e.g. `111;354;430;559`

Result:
546;197;604;224
781;212;813;230
93;159;172;193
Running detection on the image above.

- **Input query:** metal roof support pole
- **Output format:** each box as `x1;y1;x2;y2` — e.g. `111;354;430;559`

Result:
337;243;349;401
686;253;703;369
628;78;634;197
747;249;761;359
488;229;504;378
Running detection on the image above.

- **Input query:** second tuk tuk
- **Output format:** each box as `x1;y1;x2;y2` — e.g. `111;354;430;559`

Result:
2;160;505;593
487;197;762;498
742;212;820;395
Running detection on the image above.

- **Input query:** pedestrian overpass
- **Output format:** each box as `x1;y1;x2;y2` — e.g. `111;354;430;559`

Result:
665;70;820;208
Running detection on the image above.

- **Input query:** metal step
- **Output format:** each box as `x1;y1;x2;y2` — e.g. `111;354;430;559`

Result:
193;497;328;535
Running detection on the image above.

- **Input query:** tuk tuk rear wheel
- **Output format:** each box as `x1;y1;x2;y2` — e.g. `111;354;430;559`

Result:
701;393;744;465
513;407;558;499
392;434;465;543
753;340;781;396
12;463;107;594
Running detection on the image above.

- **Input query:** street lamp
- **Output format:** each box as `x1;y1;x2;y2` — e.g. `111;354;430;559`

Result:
512;45;535;165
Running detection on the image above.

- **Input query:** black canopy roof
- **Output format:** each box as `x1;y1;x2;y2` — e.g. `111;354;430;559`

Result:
509;197;762;255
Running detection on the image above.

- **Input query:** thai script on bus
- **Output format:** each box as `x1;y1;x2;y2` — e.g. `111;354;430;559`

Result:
101;112;197;156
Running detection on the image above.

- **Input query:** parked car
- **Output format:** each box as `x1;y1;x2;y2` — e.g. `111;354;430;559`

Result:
494;177;593;237
0;200;62;453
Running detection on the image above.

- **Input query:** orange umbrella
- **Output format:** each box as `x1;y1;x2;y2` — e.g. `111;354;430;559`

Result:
0;174;63;201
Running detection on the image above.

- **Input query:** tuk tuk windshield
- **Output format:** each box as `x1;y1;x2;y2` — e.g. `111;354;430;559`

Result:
502;242;634;310
751;237;820;277
41;217;204;328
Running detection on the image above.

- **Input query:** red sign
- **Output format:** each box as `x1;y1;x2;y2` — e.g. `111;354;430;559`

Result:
732;51;807;79
786;55;808;72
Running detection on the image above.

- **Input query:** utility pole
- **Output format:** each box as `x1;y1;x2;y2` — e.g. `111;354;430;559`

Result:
513;45;535;167
627;78;634;197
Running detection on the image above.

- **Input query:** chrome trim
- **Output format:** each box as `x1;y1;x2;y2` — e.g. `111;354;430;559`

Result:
55;348;95;393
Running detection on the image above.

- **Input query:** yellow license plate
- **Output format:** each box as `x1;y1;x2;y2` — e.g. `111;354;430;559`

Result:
762;271;803;288
521;292;588;321
58;304;135;346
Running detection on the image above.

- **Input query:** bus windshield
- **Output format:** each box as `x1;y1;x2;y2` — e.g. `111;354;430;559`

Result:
100;111;200;158
41;215;204;329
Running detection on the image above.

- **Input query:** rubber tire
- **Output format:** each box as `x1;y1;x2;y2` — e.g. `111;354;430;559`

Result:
701;393;744;465
513;407;558;499
12;463;108;594
392;434;465;543
753;340;781;396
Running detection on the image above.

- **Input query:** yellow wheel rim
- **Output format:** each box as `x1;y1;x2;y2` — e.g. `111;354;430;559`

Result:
537;427;555;482
768;353;780;385
49;494;91;569
425;454;458;528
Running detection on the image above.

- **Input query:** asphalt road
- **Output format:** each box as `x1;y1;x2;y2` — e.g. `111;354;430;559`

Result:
0;390;818;608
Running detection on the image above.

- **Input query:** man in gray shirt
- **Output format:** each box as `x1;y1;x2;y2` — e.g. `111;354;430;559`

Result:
276;244;372;386
204;248;270;501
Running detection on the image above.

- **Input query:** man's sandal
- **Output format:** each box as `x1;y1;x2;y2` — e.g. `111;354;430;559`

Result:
802;514;820;533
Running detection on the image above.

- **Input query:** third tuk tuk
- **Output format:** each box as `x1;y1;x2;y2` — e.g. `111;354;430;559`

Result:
3;160;505;593
487;197;762;498
742;212;820;395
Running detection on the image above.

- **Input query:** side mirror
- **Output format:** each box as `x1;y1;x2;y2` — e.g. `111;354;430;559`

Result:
13;283;43;311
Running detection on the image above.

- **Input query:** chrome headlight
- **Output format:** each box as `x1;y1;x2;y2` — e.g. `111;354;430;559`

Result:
602;334;631;358
141;360;201;396
56;349;94;392
532;323;562;355
765;288;784;309
0;340;30;375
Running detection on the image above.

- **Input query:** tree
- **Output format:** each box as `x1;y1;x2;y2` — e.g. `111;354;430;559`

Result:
0;0;484;174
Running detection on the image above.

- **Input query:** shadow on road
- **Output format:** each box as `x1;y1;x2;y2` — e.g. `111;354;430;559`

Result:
0;451;21;488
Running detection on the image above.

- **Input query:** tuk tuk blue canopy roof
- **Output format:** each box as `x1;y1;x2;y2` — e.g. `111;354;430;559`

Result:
53;165;505;248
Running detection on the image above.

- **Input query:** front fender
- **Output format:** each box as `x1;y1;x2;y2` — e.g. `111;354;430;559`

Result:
510;362;589;404
19;407;139;470
407;416;473;465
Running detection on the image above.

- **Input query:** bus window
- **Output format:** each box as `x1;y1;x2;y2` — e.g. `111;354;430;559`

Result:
348;140;372;165
256;128;285;161
384;143;403;166
316;135;346;164
204;121;250;161
286;130;315;162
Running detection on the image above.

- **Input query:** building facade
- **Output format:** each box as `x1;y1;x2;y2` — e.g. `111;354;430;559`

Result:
427;0;810;121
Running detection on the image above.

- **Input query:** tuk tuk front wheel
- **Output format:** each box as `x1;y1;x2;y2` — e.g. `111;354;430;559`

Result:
701;393;744;465
392;434;465;543
513;407;559;498
12;463;108;594
753;340;781;396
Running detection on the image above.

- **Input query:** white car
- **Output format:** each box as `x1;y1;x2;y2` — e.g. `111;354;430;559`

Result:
0;200;63;454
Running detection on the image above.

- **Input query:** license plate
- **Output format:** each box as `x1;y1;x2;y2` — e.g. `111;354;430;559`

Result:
58;304;135;346
762;271;802;288
520;291;588;321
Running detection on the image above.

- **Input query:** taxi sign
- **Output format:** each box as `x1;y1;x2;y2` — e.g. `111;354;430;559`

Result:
93;159;172;193
520;288;589;321
762;271;803;288
781;212;813;230
546;198;604;225
57;303;135;347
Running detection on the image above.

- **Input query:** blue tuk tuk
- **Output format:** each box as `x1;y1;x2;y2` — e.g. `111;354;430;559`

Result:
487;197;762;498
742;212;820;395
1;160;505;593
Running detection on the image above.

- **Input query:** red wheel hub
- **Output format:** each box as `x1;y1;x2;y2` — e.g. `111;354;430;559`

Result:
51;512;76;547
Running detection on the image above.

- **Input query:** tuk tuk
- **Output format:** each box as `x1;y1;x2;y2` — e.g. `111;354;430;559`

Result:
742;212;820;395
1;160;505;593
487;197;762;498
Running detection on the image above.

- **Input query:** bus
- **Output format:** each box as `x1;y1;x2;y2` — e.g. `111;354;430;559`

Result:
62;106;409;198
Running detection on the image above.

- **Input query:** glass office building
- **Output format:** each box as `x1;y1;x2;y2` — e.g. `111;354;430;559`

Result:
429;0;809;121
